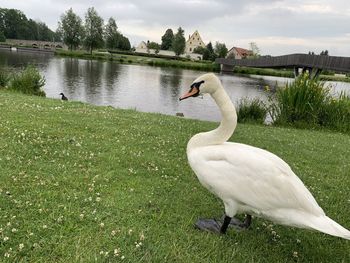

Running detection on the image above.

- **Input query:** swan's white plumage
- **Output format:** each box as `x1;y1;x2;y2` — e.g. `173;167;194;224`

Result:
185;73;350;239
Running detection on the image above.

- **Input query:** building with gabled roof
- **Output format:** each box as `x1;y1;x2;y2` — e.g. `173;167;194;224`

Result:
226;46;253;59
185;30;205;53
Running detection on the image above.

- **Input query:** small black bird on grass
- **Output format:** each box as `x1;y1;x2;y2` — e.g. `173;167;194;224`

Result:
59;93;68;101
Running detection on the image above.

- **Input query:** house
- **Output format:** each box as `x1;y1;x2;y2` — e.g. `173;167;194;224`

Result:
136;41;147;52
135;37;203;60
185;30;205;53
226;46;253;59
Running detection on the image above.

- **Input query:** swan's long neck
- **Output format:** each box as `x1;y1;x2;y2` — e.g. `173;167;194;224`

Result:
187;86;237;150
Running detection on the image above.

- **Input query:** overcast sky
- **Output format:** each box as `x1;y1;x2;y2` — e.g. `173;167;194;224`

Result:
1;0;350;56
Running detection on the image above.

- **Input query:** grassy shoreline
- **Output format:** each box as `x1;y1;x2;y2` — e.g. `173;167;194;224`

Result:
1;91;350;262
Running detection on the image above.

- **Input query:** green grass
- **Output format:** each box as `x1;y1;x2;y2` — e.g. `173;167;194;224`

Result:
0;91;350;262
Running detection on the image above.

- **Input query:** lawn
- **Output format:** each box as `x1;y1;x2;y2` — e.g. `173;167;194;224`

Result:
0;91;349;262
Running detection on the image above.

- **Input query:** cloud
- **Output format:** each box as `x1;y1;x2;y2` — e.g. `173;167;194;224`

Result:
1;0;350;56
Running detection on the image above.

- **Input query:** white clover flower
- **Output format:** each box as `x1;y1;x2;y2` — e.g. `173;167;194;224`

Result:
3;236;9;242
19;244;24;250
100;223;104;228
11;228;18;233
114;248;120;256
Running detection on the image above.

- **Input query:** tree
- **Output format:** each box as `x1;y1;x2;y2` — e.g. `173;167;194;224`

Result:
249;42;260;58
161;29;174;50
0;31;6;42
58;8;83;50
172;27;185;56
193;46;206;55
118;35;131;50
0;8;57;41
1;8;28;39
214;42;228;58
105;17;119;49
104;17;130;51
320;50;329;56
147;41;160;49
203;42;216;61
83;7;104;54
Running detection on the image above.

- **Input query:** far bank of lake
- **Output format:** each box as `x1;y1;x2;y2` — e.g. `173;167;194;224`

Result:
1;49;350;121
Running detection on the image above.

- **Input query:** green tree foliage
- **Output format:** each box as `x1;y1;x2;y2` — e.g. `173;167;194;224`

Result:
0;31;5;42
320;50;329;56
104;17;131;51
203;42;216;61
147;41;160;50
118;35;131;50
105;17;119;49
193;46;206;55
58;8;84;50
161;29;174;50
0;8;56;41
83;7;104;54
172;27;185;56
214;42;228;58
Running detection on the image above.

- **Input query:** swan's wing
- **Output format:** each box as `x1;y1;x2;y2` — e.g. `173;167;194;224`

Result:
188;143;324;216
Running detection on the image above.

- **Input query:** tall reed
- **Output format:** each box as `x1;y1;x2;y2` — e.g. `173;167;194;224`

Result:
319;92;350;132
270;73;331;127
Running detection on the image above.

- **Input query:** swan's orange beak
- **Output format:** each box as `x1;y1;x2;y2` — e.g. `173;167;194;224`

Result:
179;87;199;101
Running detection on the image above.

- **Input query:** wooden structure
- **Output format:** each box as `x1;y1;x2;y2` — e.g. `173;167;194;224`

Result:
216;53;350;77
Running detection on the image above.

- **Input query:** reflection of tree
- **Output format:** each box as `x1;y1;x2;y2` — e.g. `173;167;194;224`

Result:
105;61;120;90
159;67;183;98
62;57;80;97
84;59;103;102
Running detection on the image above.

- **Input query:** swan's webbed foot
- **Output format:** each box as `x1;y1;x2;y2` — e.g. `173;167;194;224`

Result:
195;214;252;234
224;214;252;229
194;218;222;234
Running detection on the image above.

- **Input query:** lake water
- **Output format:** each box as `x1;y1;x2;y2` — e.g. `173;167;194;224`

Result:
1;49;349;121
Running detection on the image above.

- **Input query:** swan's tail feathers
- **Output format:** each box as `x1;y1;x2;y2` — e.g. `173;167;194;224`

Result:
272;210;350;240
308;215;350;240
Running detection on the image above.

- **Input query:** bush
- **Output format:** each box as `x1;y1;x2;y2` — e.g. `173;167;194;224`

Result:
8;65;46;96
237;98;267;124
270;73;331;127
319;93;350;132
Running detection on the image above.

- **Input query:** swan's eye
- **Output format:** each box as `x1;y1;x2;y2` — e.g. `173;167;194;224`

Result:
191;80;205;89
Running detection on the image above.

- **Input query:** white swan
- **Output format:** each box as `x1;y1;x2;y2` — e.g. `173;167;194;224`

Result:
179;73;350;239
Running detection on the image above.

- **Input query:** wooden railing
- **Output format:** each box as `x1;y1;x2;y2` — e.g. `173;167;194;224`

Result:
216;54;350;73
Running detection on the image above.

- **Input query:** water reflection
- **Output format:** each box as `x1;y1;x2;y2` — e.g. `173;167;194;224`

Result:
159;68;183;108
1;50;349;122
